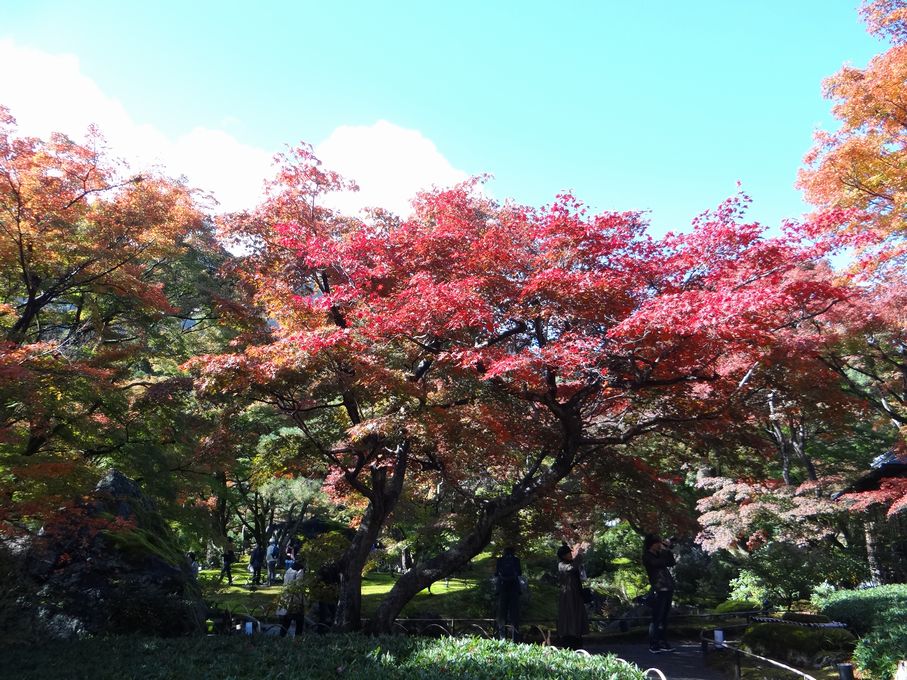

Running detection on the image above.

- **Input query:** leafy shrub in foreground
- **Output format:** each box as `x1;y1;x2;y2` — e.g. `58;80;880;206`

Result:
741;623;856;668
814;584;907;635
852;608;907;680
0;633;646;680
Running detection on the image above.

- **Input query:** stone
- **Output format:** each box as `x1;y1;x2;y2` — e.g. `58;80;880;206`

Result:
14;469;206;639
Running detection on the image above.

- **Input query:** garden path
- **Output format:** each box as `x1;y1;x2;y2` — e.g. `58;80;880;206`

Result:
586;642;727;680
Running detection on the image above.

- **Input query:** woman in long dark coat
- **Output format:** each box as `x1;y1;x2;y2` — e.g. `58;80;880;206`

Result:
556;544;588;649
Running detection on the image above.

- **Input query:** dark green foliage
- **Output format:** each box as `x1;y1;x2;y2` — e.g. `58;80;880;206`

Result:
672;546;736;607
779;612;831;624
741;623;856;668
0;634;646;680
744;542;865;608
582;521;642;578
852;607;907;680
714;599;761;614
815;584;907;635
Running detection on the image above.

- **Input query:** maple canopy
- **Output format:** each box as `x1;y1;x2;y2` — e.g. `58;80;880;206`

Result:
798;0;907;272
187;144;850;630
0;107;220;533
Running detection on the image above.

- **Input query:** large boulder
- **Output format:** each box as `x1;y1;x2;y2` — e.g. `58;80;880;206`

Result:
19;469;206;639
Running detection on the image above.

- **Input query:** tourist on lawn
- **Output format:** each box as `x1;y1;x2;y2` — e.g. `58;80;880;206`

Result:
249;542;265;585
278;558;306;637
556;543;588;650
494;546;523;641
219;539;237;585
642;533;676;654
266;537;280;584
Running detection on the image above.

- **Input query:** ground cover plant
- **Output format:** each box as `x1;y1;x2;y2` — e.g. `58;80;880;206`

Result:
0;634;646;680
740;623;856;668
852;608;907;680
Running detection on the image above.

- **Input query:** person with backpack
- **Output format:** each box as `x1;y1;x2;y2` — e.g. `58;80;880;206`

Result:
494;546;523;641
266;537;280;585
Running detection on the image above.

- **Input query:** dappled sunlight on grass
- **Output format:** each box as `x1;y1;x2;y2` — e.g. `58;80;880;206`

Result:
199;553;560;621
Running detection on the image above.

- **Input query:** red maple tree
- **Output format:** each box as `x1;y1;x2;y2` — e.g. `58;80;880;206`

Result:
188;141;851;631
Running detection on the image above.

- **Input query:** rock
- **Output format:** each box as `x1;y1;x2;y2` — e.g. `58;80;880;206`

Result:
16;469;206;639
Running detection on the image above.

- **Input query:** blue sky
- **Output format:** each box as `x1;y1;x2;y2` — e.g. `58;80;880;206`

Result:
0;1;884;234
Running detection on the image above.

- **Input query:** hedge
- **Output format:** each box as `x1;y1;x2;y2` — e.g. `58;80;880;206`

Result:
0;634;646;680
815;584;907;636
714;599;761;614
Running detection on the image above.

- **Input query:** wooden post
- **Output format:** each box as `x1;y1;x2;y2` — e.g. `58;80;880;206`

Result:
894;660;907;680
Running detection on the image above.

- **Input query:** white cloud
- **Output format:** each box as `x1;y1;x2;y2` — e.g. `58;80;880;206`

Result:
0;39;465;216
316;121;468;216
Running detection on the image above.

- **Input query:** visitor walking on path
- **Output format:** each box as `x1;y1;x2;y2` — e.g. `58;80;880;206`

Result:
494;546;523;641
219;539;237;585
642;533;676;654
556;543;588;650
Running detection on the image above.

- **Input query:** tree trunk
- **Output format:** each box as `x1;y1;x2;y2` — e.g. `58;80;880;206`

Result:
333;442;409;631
367;446;579;634
864;517;884;585
334;498;389;631
367;504;498;633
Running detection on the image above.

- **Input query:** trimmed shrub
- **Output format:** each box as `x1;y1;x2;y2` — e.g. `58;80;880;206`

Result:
741;623;856;668
0;634;647;680
714;599;761;614
815;584;907;635
852;608;907;680
780;612;831;624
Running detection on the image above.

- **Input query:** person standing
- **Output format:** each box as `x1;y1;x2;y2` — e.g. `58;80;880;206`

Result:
249;542;265;585
278;558;306;637
494;546;523;641
556;544;588;650
642;534;676;653
266;537;280;585
219;539;236;585
187;551;200;579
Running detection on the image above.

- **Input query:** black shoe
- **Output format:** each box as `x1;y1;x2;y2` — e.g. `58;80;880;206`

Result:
649;645;663;653
660;643;675;652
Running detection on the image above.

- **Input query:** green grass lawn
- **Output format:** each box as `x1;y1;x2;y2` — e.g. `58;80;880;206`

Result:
201;555;559;623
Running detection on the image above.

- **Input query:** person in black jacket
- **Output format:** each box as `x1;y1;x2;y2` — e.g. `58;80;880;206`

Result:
642;534;676;653
494;546;523;641
219;538;237;585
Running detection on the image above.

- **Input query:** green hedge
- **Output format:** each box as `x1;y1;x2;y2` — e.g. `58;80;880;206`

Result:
779;612;831;624
852;607;907;680
741;623;856;668
714;599;760;614
815;585;907;635
0;634;646;680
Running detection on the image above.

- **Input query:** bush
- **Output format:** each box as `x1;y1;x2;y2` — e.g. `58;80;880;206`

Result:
780;612;831;624
815;584;907;635
741;623;856;668
714;599;761;614
0;634;647;680
672;546;736;608
852;608;907;680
